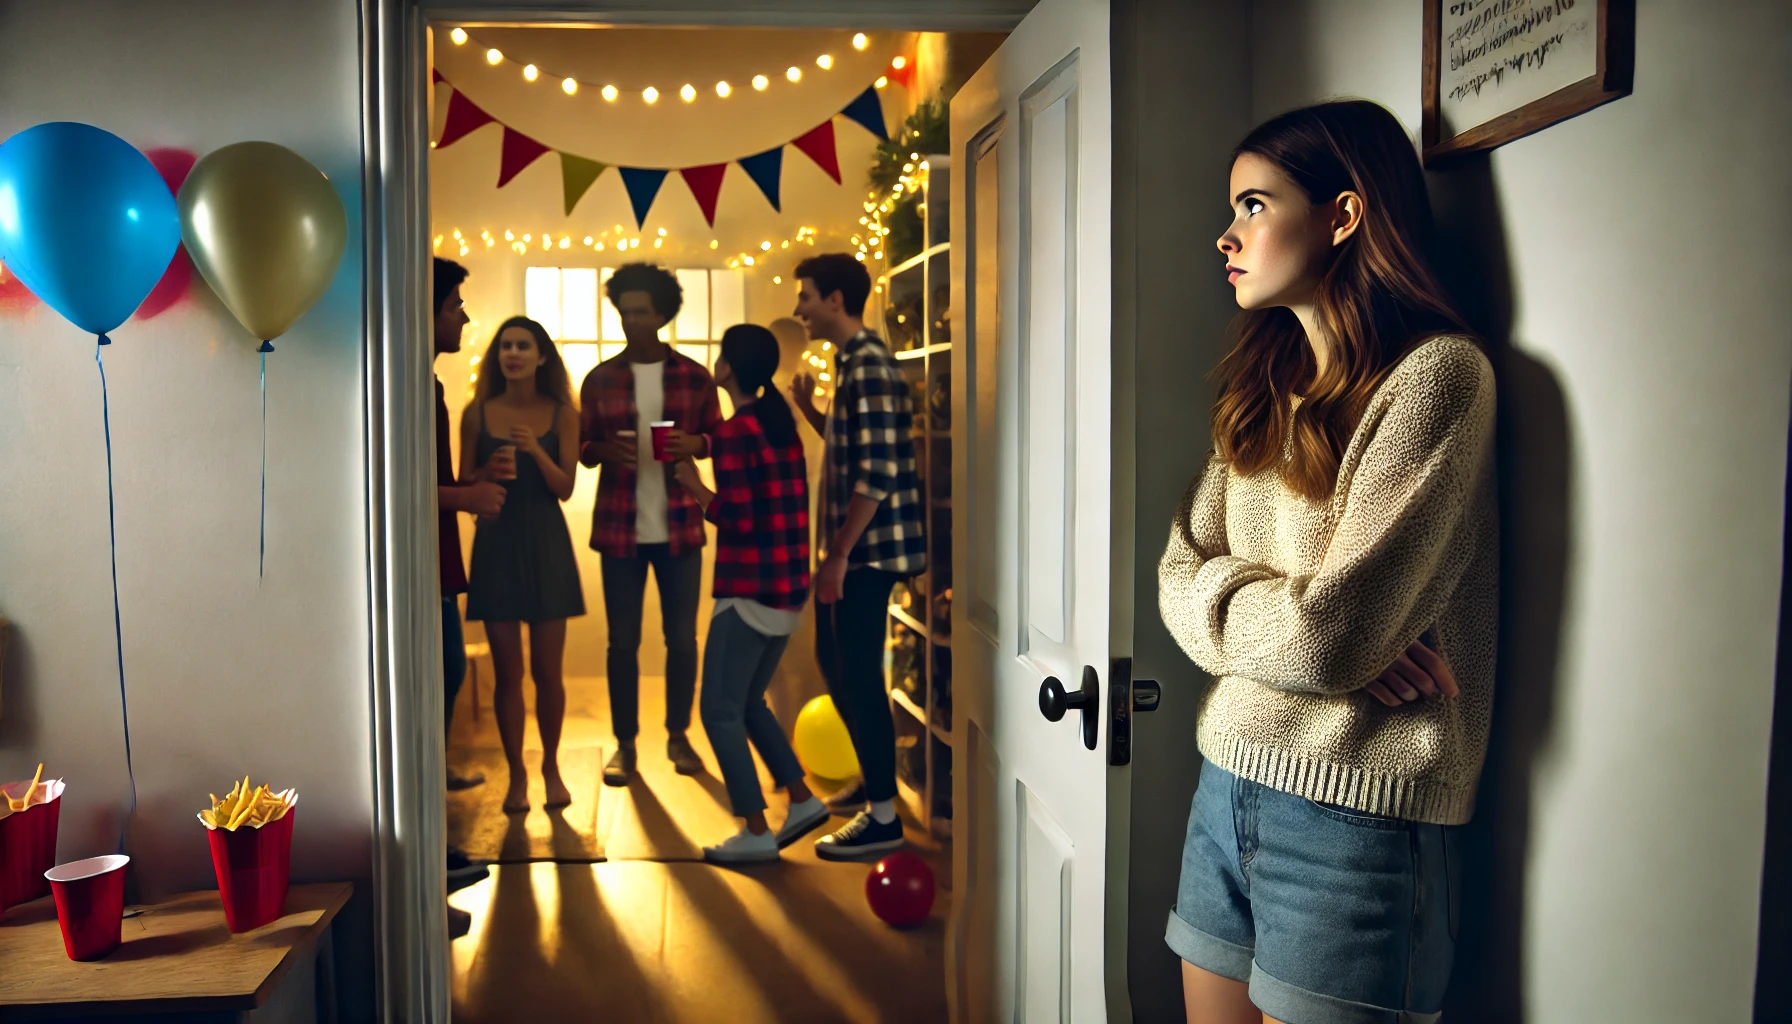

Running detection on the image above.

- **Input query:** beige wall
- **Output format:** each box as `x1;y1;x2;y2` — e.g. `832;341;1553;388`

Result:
1127;1;1792;1020
0;0;375;1014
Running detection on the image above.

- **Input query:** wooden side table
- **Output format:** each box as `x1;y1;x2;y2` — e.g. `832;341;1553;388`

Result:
0;881;350;1022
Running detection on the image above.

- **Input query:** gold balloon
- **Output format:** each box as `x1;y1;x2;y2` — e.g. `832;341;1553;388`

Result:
178;142;347;344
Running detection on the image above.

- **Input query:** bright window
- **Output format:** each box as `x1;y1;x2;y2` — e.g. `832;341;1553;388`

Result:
527;266;748;348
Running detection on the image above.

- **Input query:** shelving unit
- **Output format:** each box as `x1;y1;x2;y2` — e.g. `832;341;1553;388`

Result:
875;156;953;839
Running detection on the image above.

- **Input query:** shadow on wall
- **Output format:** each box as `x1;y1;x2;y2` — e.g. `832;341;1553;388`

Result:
1428;153;1572;1024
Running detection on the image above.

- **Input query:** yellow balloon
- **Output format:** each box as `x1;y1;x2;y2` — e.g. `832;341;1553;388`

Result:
178;142;346;344
793;695;860;782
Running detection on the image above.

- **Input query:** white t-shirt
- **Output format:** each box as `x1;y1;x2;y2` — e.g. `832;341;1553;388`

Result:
713;597;802;638
632;360;669;544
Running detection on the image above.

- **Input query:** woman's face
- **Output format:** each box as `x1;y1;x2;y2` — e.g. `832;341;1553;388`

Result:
712;354;734;392
497;326;545;381
1216;152;1339;312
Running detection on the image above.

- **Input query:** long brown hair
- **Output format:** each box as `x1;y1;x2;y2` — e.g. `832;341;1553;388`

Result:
473;315;577;409
1211;100;1473;500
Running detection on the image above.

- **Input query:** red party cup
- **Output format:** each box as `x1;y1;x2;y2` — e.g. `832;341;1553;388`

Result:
650;421;675;462
45;854;128;961
0;778;64;910
206;803;296;933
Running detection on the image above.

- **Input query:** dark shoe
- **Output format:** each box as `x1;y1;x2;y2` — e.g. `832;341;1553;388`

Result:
448;905;472;939
603;747;637;787
824;779;866;815
667;734;705;776
814;810;905;862
447;848;489;894
446;767;486;791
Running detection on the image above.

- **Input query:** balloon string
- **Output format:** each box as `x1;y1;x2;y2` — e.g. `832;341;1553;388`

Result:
259;345;268;581
96;338;138;851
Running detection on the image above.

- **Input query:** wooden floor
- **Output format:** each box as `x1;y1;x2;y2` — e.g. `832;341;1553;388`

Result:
446;669;951;1024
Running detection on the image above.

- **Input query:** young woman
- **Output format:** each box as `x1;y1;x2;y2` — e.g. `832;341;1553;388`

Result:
670;325;828;864
1158;101;1498;1024
461;316;586;814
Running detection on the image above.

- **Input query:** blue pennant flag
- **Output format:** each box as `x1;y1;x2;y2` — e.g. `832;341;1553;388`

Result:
839;85;888;140
737;147;784;213
618;167;668;229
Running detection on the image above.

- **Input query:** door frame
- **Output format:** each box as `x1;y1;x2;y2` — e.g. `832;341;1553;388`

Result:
358;2;1045;1020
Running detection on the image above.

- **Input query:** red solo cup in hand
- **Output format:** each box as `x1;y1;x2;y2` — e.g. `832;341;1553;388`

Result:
650;421;675;462
45;854;129;961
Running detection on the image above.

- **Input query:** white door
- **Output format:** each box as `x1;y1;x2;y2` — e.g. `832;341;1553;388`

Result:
947;1;1124;1021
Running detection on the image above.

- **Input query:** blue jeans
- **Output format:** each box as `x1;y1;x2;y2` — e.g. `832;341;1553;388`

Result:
599;544;702;743
443;595;467;732
698;608;804;817
1166;760;1460;1024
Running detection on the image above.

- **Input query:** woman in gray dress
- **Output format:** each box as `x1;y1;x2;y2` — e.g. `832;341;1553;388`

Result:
460;315;586;813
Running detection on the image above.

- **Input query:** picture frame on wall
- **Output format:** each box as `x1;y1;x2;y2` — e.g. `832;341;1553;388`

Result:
1422;0;1634;166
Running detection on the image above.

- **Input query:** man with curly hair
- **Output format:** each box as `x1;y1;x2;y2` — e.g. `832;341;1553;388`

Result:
579;263;723;786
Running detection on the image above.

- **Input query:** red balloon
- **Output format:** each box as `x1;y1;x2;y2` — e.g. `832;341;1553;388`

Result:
865;852;935;928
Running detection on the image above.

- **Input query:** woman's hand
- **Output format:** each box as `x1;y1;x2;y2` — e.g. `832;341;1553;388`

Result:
509;425;544;458
790;372;819;417
664;429;706;459
1363;639;1459;707
671;457;701;492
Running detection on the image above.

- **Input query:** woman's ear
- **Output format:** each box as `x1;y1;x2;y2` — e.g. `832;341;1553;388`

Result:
1331;191;1365;247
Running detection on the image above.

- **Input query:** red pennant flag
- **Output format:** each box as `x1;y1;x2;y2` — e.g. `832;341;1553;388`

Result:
792;121;842;184
888;56;918;90
437;88;496;149
680;164;728;227
432;68;446;85
498;127;551;187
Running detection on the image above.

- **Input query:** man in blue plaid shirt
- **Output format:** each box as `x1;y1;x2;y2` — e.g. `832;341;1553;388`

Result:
788;253;925;861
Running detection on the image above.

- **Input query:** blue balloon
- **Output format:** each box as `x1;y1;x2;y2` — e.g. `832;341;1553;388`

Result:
0;122;181;339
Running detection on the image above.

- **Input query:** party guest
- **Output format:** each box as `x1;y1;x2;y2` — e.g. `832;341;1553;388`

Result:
788;254;925;862
578;264;722;786
462;316;585;814
673;324;828;863
431;258;502;936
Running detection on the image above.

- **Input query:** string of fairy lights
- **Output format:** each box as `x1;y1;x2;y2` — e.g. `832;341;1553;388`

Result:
432;224;822;262
857;156;931;264
444;27;903;105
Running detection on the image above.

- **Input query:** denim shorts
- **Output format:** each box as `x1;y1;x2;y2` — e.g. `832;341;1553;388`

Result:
1165;759;1460;1024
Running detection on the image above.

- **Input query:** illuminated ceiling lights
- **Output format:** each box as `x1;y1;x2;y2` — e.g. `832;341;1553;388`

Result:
445;27;867;106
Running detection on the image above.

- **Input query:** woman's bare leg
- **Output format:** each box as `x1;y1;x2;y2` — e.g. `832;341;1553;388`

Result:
1181;961;1259;1024
529;619;572;807
486;621;529;812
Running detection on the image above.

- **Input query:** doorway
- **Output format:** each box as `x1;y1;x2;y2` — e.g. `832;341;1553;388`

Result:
408;12;1006;1022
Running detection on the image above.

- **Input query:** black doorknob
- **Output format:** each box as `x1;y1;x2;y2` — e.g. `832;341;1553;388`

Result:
1039;669;1100;750
1039;675;1091;721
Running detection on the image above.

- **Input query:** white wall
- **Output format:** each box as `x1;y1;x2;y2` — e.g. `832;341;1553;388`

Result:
0;0;374;1012
1237;2;1791;1020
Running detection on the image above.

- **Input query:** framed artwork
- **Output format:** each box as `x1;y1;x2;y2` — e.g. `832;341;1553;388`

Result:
1422;0;1634;165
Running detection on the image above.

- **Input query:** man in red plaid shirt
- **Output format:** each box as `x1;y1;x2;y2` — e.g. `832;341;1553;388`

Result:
577;264;722;786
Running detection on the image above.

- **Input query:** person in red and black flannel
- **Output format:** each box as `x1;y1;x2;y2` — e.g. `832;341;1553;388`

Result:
577;264;723;786
670;324;828;864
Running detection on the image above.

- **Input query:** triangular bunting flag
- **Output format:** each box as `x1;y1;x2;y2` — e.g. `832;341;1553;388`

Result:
498;127;552;187
888;57;917;90
432;68;446;85
437;88;496;149
560;152;608;215
619;167;669;229
680;164;728;228
737;147;784;212
792;121;842;184
839;85;888;140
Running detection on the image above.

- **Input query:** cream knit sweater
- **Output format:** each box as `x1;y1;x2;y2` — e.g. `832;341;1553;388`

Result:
1158;336;1498;825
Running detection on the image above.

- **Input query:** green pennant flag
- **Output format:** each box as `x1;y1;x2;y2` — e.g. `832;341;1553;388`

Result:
560;152;608;215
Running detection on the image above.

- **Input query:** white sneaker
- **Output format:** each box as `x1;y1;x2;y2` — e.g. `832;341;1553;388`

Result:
702;826;779;864
776;797;831;849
